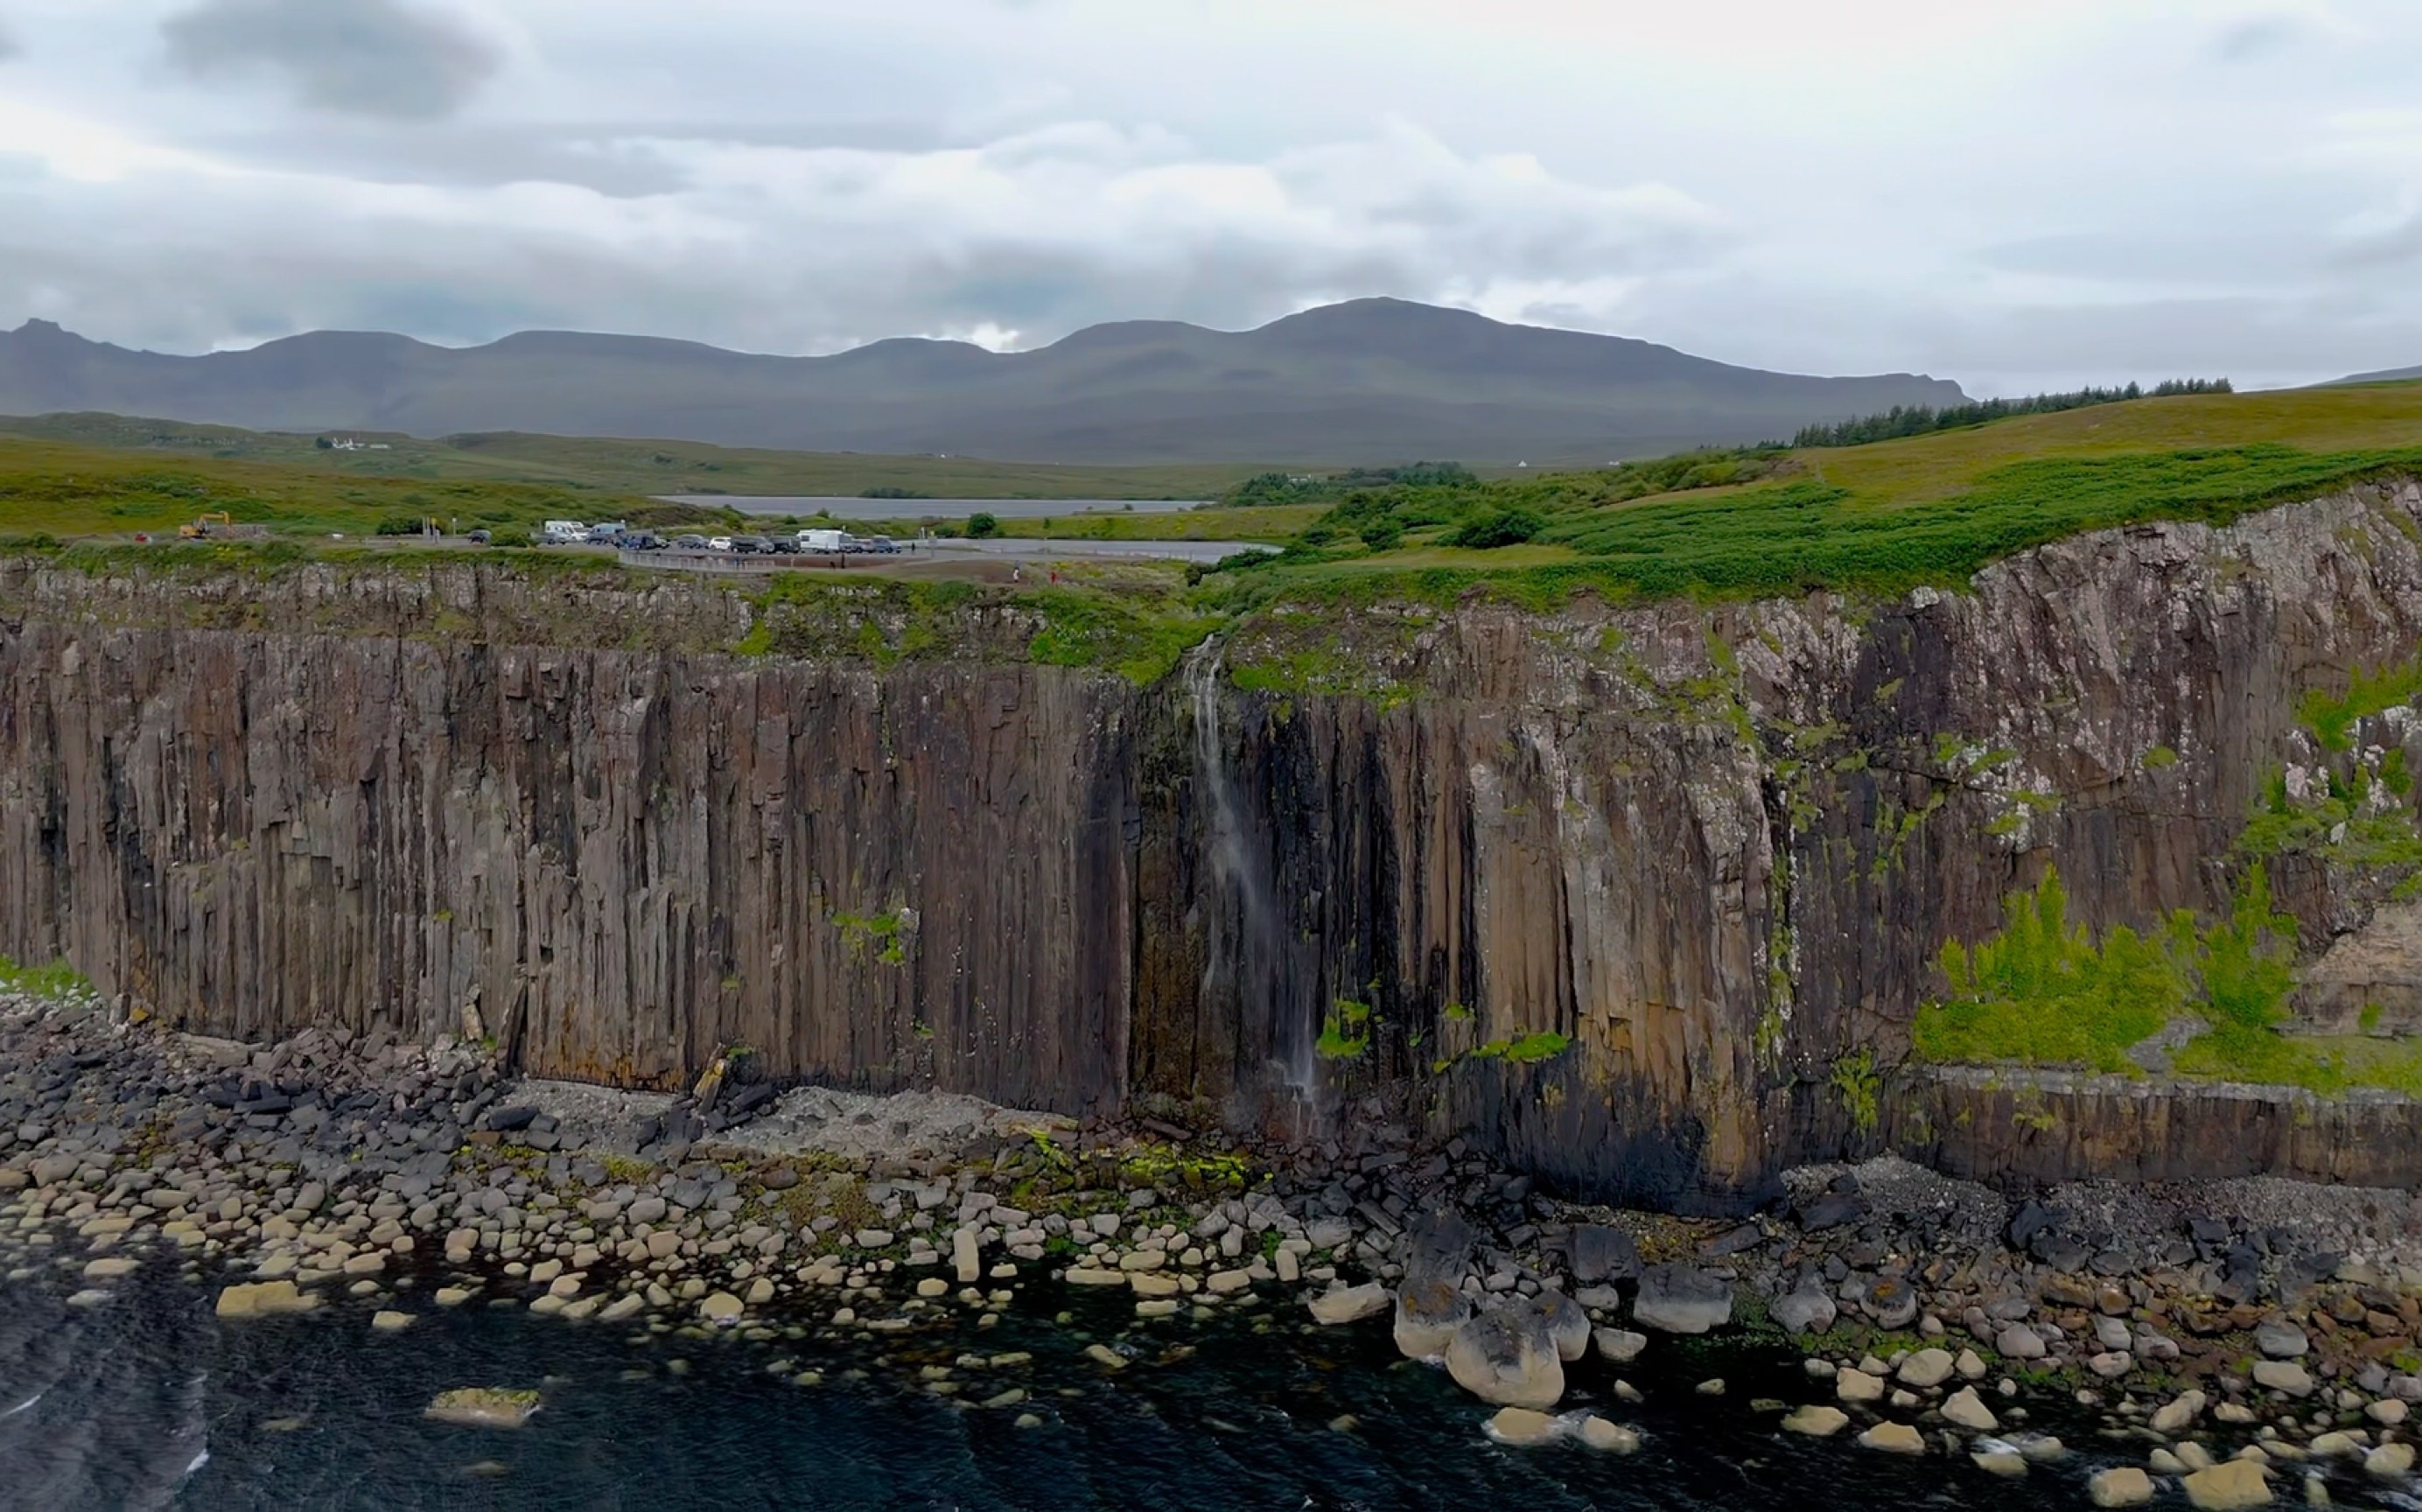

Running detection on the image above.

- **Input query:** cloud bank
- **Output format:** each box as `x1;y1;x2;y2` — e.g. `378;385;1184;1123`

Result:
0;0;2417;393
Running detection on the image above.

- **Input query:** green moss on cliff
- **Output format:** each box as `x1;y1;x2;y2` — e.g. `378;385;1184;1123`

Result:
1915;870;2186;1072
1021;586;1222;684
2301;655;2422;752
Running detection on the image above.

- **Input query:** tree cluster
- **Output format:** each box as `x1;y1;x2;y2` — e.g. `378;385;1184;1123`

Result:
1791;379;2234;450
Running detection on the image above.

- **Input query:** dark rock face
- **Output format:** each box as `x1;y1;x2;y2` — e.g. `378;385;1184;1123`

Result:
10;481;2422;1208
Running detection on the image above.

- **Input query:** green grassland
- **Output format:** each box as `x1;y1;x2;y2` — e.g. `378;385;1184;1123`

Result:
1205;382;2422;607
0;412;1266;501
0;432;1312;546
20;382;2422;592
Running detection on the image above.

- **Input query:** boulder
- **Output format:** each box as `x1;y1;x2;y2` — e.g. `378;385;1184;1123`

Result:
1796;1192;1869;1231
1568;1224;1639;1285
1395;1206;1476;1358
2254;1318;2309;1359
2180;1460;2270;1510
2368;1441;2417;1478
1395;1278;1471;1360
1835;1368;1886;1404
1941;1386;1997;1432
1521;1289;1591;1362
2087;1466;2155;1508
2250;1360;2314;1396
1593;1328;1647;1364
2150;1390;2207;1434
1483;1407;1560;1446
1860;1275;1920;1331
1446;1303;1565;1410
1858;1422;1925;1454
1995;1324;2047;1360
425;1388;540;1428
1782;1404;1850;1437
1578;1416;1640;1453
215;1280;318;1320
1632;1264;1731;1335
1772;1282;1838;1336
699;1291;745;1323
953;1226;982;1284
1307;1283;1390;1326
1896;1348;1955;1389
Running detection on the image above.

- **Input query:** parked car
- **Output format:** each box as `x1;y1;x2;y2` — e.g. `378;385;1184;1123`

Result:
674;534;708;550
467;528;492;545
707;536;734;552
625;531;664;550
586;522;629;544
733;536;777;554
866;536;901;555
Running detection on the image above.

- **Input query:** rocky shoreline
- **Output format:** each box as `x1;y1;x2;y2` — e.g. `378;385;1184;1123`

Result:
5;986;2422;1508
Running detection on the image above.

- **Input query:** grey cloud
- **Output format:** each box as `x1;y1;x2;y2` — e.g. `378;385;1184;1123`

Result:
174;119;955;200
162;0;498;120
2210;15;2305;64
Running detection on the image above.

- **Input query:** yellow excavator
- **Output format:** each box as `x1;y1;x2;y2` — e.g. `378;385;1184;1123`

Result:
178;511;234;539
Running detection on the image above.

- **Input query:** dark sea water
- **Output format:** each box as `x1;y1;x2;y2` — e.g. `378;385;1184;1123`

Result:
0;1260;2082;1512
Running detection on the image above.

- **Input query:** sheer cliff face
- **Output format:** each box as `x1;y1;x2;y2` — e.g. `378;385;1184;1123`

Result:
6;480;2422;1208
0;570;1139;1115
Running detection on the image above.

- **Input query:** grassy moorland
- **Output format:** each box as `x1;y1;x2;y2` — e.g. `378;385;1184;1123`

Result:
0;432;1313;547
0;413;1264;501
1197;381;2422;608
15;379;2422;616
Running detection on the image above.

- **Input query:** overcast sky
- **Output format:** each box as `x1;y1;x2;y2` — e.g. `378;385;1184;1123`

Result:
3;1;2420;391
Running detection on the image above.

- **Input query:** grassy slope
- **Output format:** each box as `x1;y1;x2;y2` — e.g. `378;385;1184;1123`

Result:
0;413;1270;500
1247;382;2422;606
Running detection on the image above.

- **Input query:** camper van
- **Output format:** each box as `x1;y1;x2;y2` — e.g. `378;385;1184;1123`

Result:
796;528;856;552
542;520;589;545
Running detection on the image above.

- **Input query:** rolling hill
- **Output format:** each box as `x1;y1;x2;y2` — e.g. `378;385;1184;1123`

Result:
0;298;1965;467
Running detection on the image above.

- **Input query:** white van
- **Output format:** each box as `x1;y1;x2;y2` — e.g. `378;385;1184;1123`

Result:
542;520;588;544
797;528;853;552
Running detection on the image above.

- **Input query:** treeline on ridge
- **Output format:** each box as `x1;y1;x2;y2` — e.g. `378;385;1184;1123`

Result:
1792;378;2234;450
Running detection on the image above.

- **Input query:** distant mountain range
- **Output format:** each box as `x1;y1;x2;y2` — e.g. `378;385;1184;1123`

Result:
0;298;1967;466
2331;363;2422;387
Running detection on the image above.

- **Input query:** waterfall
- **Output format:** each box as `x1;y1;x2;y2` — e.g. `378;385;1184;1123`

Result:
1184;642;1316;1125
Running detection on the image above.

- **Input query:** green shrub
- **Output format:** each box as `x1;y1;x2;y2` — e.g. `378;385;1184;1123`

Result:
966;512;1001;539
1447;508;1545;550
